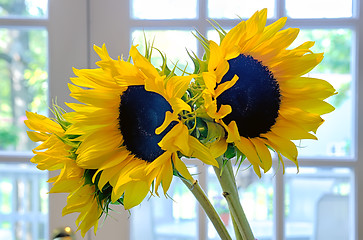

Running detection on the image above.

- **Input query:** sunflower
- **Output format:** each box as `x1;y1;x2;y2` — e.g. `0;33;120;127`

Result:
24;110;104;236
200;9;336;177
62;183;102;237
66;44;217;209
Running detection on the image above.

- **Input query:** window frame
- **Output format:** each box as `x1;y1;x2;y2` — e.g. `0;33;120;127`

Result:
0;4;50;240
0;1;92;240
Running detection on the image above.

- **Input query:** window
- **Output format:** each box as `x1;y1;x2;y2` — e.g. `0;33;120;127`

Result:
3;1;358;239
126;1;361;240
0;1;49;239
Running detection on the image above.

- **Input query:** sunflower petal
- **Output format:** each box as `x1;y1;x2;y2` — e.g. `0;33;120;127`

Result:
173;154;193;181
130;45;159;79
155;111;178;135
250;138;272;172
123;181;150;210
27;131;49;142
234;137;262;177
25;111;63;134
271;117;318;140
167;75;194;99
188;136;218;166
161;160;173;194
261;132;298;165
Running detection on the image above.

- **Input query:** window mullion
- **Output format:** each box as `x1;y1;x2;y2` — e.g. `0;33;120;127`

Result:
356;1;363;239
197;163;208;240
275;0;286;19
274;170;285;240
0;18;48;27
196;0;208;58
196;2;208;239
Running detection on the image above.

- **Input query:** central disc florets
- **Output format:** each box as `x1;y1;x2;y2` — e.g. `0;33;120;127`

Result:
217;54;281;138
118;85;175;162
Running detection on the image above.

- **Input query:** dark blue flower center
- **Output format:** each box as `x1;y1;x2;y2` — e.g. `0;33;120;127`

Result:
119;85;176;162
217;54;281;138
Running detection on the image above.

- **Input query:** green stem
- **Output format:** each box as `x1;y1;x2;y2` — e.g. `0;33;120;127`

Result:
213;157;255;240
181;178;232;240
231;215;243;240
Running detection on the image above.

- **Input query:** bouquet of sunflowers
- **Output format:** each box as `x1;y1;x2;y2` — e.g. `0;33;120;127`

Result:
24;9;336;240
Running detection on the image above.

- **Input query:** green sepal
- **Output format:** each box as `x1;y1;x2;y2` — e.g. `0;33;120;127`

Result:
50;103;72;131
186;49;200;74
224;143;236;159
192;30;210;60
83;169;96;186
83;168;125;217
207;19;227;44
54;134;79;149
205;120;225;143
235;147;247;174
219;158;230;177
195;117;208;140
153;47;172;77
67;149;78;161
143;32;155;62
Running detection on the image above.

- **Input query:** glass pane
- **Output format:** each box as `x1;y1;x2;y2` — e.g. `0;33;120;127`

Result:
207;29;231;44
285;167;352;240
132;0;197;19
207;166;274;240
0;28;48;152
208;0;275;19
131;166;198;240
132;30;197;75
0;163;48;240
291;29;354;158
286;0;352;18
0;0;48;18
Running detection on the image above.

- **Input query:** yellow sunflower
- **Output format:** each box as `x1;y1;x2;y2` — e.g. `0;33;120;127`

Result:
66;44;217;209
201;9;336;177
24;110;104;236
62;183;102;237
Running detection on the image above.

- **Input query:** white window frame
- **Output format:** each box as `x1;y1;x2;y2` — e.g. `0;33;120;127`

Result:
0;3;51;240
0;1;91;240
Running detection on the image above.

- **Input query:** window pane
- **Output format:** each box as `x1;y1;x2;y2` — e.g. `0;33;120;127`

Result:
0;28;48;152
291;29;354;158
0;163;48;240
131;167;198;240
286;0;352;18
131;30;197;75
0;0;48;18
208;0;275;19
132;0;197;19
285;167;352;240
207;166;274;240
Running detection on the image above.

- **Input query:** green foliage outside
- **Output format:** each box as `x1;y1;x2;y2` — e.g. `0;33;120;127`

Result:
297;29;352;74
0;28;48;150
0;0;46;17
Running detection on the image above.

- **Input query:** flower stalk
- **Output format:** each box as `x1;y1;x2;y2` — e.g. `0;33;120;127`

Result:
213;157;255;240
181;178;232;240
231;215;243;240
